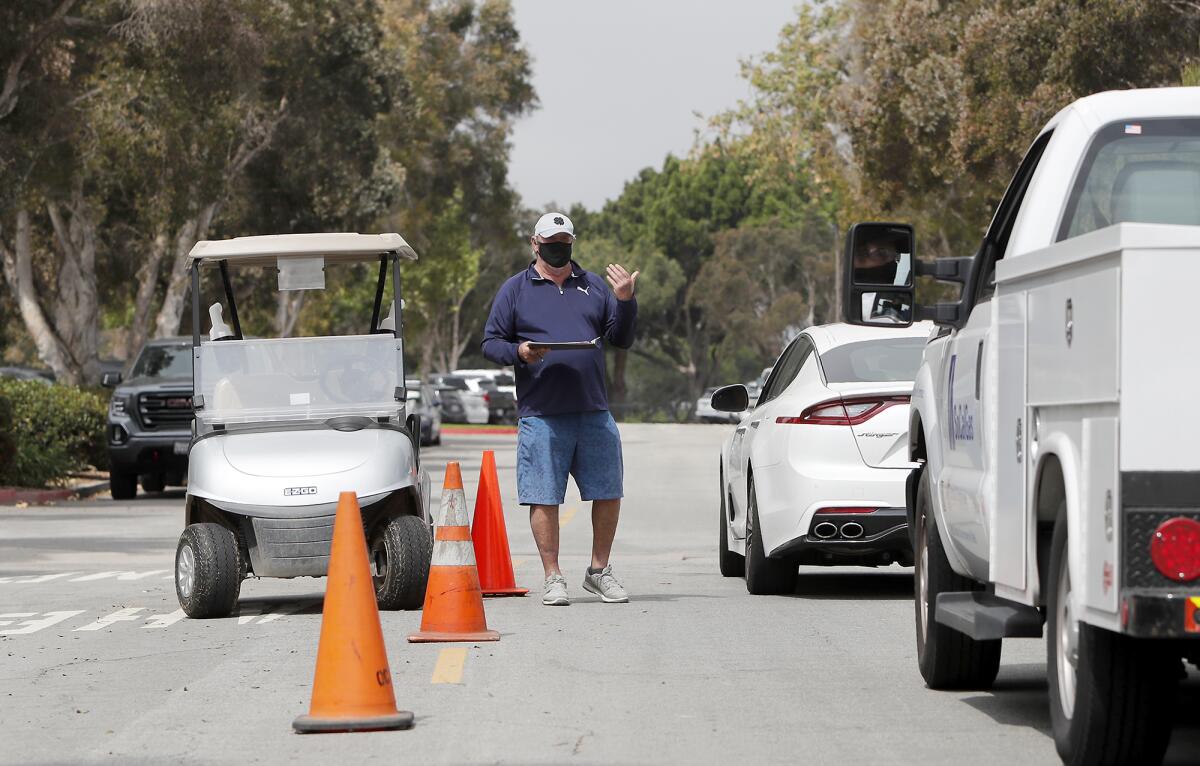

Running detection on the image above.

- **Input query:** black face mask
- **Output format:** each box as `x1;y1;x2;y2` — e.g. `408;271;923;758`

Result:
538;241;572;268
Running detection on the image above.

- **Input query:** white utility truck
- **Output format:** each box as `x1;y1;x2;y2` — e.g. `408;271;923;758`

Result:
841;87;1200;764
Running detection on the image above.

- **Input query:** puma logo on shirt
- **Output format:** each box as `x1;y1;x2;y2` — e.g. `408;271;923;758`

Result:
577;285;591;296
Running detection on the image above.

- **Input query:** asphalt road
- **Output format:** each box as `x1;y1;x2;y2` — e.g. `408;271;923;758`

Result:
2;424;1198;765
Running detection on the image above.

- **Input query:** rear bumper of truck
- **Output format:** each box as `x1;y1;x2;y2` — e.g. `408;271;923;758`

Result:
1122;590;1200;639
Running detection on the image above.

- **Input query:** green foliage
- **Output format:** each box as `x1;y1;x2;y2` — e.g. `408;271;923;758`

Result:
845;0;1200;257
0;380;109;487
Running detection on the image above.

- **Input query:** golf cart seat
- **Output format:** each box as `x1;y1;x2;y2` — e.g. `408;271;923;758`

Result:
377;299;405;333
209;303;235;341
378;303;396;332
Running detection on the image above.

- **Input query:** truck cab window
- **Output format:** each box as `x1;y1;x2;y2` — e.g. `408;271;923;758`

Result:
1058;118;1200;241
975;131;1054;301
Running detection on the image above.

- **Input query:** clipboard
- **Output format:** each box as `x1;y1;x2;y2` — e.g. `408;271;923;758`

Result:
527;337;599;351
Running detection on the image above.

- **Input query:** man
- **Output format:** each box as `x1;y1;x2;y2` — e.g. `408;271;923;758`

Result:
481;212;638;606
853;234;911;323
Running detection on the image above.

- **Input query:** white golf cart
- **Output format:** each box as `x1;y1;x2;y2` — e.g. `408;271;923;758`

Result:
175;233;432;618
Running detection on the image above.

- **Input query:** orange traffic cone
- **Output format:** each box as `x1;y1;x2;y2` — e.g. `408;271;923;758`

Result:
409;462;500;643
472;450;527;596
293;492;414;733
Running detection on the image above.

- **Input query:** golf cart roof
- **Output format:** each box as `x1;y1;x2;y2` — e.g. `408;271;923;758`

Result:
189;233;418;266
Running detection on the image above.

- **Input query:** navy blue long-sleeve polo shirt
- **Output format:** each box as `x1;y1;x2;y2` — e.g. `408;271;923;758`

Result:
481;261;637;418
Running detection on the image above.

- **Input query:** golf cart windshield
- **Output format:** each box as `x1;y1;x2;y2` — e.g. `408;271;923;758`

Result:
195;334;401;425
188;233;417;426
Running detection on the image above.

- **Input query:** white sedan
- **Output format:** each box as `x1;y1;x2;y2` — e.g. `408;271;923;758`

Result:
713;322;933;594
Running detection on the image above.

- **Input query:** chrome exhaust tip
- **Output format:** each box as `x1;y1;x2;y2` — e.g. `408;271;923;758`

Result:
840;522;864;539
813;521;838;540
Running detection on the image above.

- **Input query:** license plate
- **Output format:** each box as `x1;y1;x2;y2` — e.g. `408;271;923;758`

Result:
173;441;190;456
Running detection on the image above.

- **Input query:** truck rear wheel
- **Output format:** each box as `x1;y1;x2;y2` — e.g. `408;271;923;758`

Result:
371;514;433;610
1046;509;1177;764
176;523;242;618
745;481;796;595
913;468;1001;689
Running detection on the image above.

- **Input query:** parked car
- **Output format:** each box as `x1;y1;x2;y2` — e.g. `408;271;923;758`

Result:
712;322;933;594
477;379;517;424
405;378;442;446
0;365;54;383
453;368;517;399
427;374;489;424
105;337;194;499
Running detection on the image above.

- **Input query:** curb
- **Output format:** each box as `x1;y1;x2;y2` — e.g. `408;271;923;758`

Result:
0;481;110;506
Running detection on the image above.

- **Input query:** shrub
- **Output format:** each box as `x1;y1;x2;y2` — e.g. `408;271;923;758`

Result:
0;379;109;487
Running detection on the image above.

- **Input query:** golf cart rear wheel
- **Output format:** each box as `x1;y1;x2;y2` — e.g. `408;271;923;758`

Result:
176;523;242;618
371;514;433;610
110;470;137;500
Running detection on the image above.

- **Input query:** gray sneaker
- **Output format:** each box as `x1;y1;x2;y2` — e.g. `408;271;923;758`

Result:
582;565;629;603
543;574;569;606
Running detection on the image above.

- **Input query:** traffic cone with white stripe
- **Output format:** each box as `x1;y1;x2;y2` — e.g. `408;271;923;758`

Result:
408;462;500;643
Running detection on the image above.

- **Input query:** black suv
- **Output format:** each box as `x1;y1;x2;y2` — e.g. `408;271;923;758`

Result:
105;338;193;499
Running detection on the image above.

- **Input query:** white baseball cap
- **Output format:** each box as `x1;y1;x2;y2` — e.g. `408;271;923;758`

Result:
534;212;575;241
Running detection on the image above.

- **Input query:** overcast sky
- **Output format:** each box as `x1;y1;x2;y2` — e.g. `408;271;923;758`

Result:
508;1;801;213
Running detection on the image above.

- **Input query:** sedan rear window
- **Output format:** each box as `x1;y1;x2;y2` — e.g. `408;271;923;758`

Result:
819;338;926;383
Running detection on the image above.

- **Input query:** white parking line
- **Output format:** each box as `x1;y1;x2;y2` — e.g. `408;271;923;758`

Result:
0;610;86;635
0;603;313;635
73;607;146;631
256;601;314;623
0;570;170;585
0;572;81;584
143;609;186;629
69;570;169;582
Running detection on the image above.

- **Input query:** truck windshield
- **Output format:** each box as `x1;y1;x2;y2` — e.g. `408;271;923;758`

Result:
820;338;926;383
131;344;192;379
1059;118;1200;241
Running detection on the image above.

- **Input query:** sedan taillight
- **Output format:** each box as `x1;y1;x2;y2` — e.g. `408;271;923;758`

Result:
776;395;910;426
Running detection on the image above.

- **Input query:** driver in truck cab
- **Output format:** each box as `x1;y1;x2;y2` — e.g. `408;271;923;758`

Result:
853;234;911;323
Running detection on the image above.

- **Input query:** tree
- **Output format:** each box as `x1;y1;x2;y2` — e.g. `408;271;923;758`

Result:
845;0;1200;257
405;189;483;373
377;0;535;375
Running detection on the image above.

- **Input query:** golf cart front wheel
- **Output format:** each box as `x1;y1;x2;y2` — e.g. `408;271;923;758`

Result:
371;514;433;610
176;523;242;618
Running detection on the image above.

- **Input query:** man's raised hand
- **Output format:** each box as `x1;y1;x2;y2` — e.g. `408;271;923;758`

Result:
606;264;639;302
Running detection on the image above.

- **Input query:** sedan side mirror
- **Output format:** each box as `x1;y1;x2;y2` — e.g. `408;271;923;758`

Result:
101;371;122;387
842;222;915;328
711;384;750;413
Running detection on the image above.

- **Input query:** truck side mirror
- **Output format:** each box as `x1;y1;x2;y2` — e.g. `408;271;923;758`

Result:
842;222;916;328
711;384;750;413
101;371;122;387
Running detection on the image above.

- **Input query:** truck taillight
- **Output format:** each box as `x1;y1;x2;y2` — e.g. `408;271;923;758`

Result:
776;395;909;426
1149;517;1200;582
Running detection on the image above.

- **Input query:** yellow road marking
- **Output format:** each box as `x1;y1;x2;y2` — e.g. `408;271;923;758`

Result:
560;506;578;527
431;647;467;684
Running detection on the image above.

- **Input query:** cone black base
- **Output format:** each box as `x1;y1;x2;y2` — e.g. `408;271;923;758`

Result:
293;711;415;733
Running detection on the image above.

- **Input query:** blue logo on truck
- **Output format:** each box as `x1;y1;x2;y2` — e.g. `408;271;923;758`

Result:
947;354;974;449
